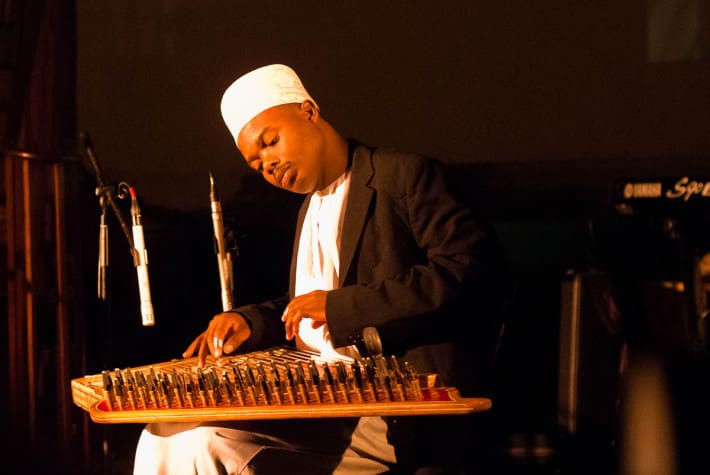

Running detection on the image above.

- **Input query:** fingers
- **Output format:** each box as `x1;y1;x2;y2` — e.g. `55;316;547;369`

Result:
281;305;290;338
183;313;252;367
197;338;211;368
224;328;249;354
213;336;225;358
182;333;203;358
183;333;211;368
281;291;327;340
281;303;308;341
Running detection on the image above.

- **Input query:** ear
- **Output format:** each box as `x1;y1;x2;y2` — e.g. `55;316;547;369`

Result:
299;100;319;121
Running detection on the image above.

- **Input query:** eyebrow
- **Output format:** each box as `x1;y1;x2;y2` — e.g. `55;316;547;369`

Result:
241;126;267;160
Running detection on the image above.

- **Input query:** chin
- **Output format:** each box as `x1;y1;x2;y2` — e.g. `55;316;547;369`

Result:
288;180;315;194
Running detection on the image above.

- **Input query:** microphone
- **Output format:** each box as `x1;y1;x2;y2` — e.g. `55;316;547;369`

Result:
210;171;234;311
97;208;108;301
129;187;155;326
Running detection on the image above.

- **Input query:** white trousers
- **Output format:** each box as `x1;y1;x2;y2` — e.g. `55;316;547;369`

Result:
133;416;396;475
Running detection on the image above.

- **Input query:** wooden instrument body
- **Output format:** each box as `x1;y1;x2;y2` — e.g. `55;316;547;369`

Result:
71;347;492;424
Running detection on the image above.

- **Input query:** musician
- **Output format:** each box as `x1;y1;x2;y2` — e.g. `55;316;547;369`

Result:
133;64;509;474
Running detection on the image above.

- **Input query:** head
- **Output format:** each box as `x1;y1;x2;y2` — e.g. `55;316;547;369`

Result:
220;64;347;194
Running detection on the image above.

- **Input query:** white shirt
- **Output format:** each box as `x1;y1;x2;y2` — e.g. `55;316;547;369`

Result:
293;169;357;360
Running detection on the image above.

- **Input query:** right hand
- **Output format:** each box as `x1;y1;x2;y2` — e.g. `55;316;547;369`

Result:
182;311;252;367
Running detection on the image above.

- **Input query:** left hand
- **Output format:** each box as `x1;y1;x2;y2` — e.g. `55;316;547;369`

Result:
182;312;252;367
281;290;328;340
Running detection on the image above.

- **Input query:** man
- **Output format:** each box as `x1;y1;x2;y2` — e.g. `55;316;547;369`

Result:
133;64;508;474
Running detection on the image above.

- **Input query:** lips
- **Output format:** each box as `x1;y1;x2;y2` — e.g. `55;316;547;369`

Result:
274;164;294;187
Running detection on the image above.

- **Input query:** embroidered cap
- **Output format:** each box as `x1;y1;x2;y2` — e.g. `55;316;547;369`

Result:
220;64;318;144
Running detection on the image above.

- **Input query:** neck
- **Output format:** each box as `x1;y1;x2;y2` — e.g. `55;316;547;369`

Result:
318;123;350;190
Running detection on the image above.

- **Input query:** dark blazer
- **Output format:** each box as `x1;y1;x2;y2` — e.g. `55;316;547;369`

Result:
236;140;509;471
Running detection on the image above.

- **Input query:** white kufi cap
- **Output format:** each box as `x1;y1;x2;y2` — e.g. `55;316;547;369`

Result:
220;64;317;143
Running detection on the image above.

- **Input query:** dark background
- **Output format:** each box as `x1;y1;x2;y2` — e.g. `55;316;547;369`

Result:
75;1;710;212
3;1;710;473
75;2;710;474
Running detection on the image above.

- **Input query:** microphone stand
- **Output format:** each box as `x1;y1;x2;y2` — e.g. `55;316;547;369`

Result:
81;132;156;473
81;132;132;475
83;133;155;326
210;171;235;311
84;133;134;254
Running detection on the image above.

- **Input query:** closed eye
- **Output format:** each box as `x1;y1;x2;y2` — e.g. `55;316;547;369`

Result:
264;134;279;147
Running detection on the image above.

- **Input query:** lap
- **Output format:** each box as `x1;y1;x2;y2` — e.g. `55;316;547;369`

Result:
133;418;361;475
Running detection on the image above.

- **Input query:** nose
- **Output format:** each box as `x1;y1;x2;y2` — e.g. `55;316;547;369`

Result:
261;151;278;175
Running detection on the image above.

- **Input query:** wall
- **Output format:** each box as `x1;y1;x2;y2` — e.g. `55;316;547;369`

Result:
76;1;710;211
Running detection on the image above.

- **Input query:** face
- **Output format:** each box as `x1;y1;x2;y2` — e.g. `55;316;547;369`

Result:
236;101;329;194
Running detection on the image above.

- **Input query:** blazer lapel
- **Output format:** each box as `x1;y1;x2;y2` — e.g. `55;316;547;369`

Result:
289;194;311;297
338;144;374;287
